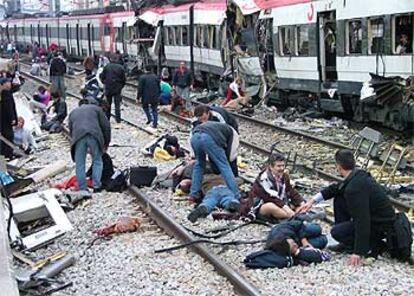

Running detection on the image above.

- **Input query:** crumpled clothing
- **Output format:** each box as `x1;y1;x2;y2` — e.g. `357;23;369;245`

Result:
94;217;140;237
54;175;93;191
154;147;174;161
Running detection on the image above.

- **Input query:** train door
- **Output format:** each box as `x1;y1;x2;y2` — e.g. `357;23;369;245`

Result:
317;11;337;81
87;23;92;55
76;23;80;56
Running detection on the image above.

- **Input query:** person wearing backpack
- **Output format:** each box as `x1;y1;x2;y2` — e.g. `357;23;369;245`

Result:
69;99;111;193
297;149;397;266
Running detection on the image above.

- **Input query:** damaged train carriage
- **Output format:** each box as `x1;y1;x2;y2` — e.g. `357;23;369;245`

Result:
257;0;414;130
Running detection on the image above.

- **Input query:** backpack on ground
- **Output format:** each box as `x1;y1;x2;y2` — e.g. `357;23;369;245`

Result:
387;212;413;262
105;169;129;192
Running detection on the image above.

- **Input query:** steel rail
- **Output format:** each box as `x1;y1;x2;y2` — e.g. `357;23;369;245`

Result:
129;186;261;296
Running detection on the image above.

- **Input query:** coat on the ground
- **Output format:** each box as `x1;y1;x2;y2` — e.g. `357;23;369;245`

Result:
99;62;126;95
249;169;304;208
137;72;161;105
320;169;395;256
68;104;111;161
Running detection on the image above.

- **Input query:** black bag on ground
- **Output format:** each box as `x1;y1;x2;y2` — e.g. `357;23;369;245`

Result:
243;250;294;269
387;212;413;262
105;169;129;192
130;166;157;187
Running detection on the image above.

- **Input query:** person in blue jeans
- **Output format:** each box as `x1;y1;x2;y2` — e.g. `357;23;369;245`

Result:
265;220;330;265
188;174;241;222
69;99;111;193
190;121;239;202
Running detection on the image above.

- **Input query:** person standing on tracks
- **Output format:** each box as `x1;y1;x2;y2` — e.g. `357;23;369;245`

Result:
69;99;111;193
49;52;67;99
100;54;126;123
193;104;239;176
137;67;160;129
172;62;193;114
190;121;240;202
0;77;17;159
297;149;397;266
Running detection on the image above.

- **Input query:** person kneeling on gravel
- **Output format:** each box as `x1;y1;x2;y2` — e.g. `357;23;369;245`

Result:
69;99;111;193
186;174;242;223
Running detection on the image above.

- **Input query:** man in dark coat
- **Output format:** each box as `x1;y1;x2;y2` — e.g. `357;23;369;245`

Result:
69;99;111;192
100;55;126;123
137;68;160;129
49;52;67;99
298;149;396;266
0;77;17;159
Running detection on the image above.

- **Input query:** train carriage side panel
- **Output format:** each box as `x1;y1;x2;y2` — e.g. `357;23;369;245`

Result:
164;10;191;67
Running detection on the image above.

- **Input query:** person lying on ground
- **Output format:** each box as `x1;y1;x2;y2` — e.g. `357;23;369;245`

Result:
249;153;305;221
41;91;67;133
265;220;330;266
183;174;242;223
13;116;37;154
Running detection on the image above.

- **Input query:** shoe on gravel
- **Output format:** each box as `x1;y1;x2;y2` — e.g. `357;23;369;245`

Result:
328;243;353;253
227;201;241;212
188;205;209;223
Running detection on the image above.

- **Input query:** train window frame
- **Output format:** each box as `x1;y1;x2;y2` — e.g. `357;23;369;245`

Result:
202;25;209;48
164;27;169;45
346;19;363;55
278;26;295;56
175;26;181;45
296;25;309;56
182;26;188;46
168;26;175;46
368;17;385;55
392;14;413;55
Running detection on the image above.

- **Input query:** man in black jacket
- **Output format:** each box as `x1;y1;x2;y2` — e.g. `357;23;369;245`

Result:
69;99;111;192
190;121;239;201
100;55;126;123
0;77;17;159
137;68;161;129
49;52;67;99
298;149;396;266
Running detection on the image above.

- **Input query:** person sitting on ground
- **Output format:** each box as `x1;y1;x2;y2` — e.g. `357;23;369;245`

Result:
41;91;67;133
13;116;38;154
187;174;241;222
297;149;398;266
160;79;172;106
170;88;186;115
249;153;305;221
69;99;111;193
83;56;96;76
264;220;330;266
222;77;244;106
190;121;240;202
30;85;51;112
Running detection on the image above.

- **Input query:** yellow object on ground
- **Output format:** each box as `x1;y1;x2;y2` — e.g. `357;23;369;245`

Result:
237;156;248;169
153;147;173;161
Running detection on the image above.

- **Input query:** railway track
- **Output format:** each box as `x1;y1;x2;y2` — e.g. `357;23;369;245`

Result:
17;69;414;295
18;70;264;295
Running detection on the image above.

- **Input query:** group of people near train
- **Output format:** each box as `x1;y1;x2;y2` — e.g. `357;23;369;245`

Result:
1;47;412;270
